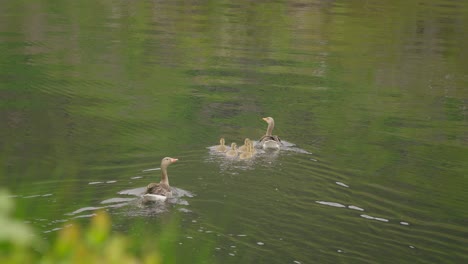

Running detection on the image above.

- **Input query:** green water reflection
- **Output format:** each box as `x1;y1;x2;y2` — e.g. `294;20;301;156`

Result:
1;0;467;263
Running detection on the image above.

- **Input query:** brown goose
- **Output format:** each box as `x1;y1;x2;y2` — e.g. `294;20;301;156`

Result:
143;157;178;201
257;117;282;149
215;137;227;152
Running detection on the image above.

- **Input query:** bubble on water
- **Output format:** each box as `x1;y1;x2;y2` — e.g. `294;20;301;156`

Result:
360;214;373;219
348;205;364;211
177;200;189;206
24;195;42;198
178;208;192;213
400;221;410;226
374;217;389;222
335;182;349;188
316;201;346;208
257;242;264;246
142;168;160;172
43;227;63;233
360;214;389;222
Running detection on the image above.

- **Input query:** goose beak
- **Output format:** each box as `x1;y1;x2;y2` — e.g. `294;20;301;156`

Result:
262;117;268;122
170;158;178;163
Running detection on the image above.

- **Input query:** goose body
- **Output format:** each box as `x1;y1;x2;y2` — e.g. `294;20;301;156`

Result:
142;193;168;201
257;117;282;150
258;135;282;149
143;157;178;201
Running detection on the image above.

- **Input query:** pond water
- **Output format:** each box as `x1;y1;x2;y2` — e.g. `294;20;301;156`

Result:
1;0;468;263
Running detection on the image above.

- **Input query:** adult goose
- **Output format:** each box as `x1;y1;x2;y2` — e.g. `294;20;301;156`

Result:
257;117;282;150
143;157;178;201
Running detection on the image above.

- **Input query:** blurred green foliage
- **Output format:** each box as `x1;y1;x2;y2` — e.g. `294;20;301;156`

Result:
0;189;164;264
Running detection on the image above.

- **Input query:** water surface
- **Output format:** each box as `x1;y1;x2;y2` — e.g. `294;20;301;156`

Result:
1;0;468;263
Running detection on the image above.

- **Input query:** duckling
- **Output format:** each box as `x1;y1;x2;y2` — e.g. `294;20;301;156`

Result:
238;138;251;152
239;141;254;160
215;137;227;152
225;143;238;157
